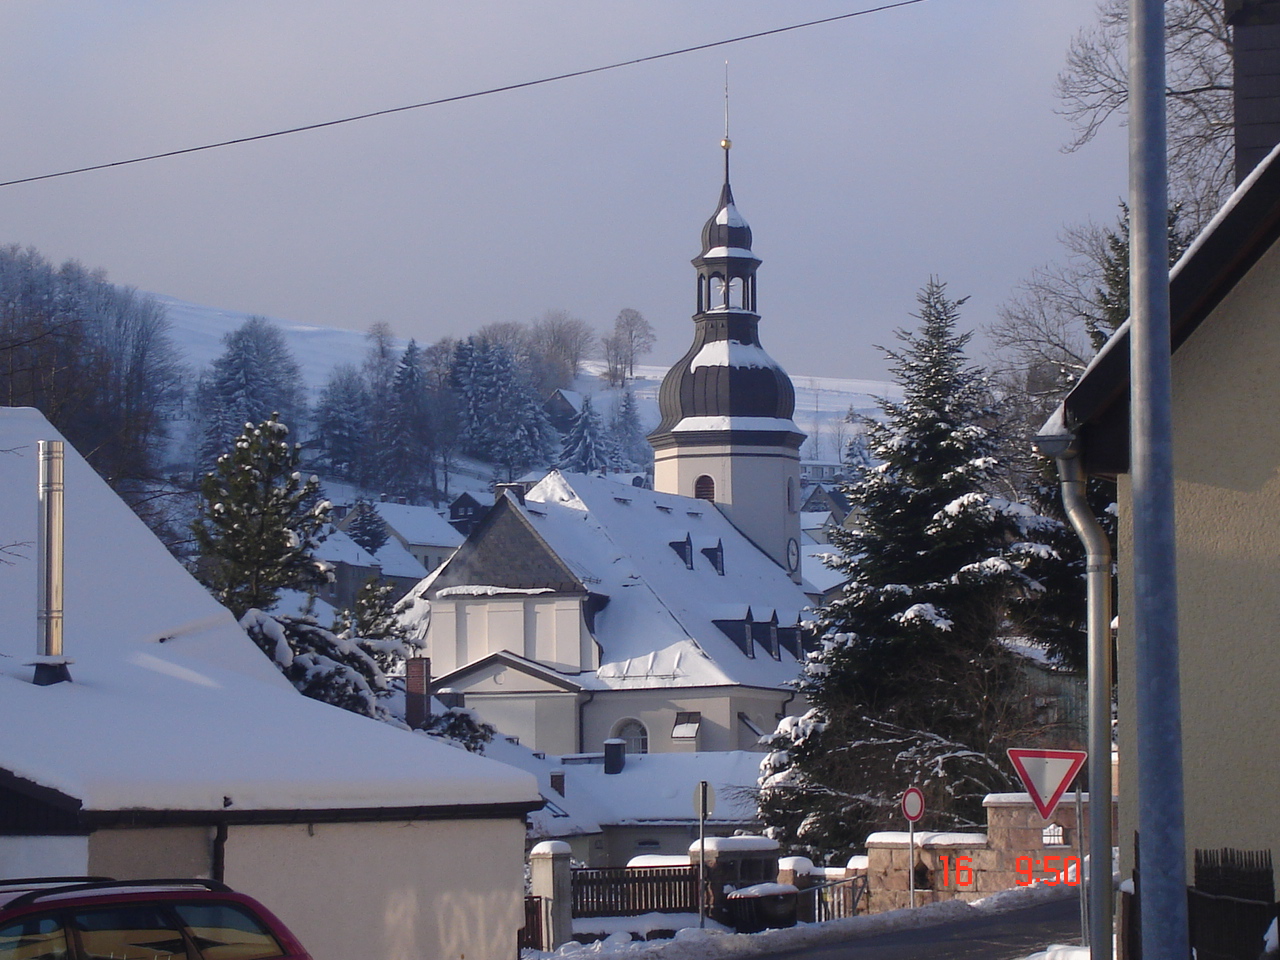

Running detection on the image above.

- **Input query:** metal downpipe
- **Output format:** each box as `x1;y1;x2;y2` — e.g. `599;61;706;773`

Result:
1056;452;1114;960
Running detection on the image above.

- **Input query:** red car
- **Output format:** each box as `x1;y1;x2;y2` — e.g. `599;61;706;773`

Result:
0;877;312;960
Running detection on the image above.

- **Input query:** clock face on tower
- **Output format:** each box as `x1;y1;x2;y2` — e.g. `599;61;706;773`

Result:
786;538;800;572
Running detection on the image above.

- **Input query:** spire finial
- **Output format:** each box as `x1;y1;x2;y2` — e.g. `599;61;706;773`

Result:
721;61;732;182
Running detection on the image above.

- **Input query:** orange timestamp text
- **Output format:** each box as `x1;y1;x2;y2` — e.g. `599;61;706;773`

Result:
936;854;1082;887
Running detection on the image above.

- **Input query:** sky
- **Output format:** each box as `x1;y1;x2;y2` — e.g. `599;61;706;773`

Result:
0;1;1127;381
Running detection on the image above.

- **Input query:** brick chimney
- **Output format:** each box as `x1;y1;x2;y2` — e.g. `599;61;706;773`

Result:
1228;0;1280;182
405;657;431;729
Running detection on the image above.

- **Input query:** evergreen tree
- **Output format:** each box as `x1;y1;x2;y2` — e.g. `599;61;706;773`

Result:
315;364;369;481
610;389;652;471
333;577;412;673
383;340;433;501
558;395;613;474
241;608;394;720
191;415;332;618
345;498;389;555
197;317;306;472
758;279;1054;860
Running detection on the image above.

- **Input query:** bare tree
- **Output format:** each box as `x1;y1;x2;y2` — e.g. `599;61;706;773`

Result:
1057;0;1233;230
530;309;595;389
611;308;656;380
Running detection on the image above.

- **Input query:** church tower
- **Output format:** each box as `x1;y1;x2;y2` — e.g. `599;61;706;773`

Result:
649;139;805;582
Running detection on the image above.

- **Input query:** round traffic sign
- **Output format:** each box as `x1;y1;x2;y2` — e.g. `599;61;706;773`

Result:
901;787;925;822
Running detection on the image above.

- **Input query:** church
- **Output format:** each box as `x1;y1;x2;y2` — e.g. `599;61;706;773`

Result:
399;141;814;756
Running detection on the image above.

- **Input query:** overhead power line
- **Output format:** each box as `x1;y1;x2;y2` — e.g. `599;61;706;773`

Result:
0;0;928;190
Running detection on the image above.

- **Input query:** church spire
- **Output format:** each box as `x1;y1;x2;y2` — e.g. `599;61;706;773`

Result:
648;137;806;581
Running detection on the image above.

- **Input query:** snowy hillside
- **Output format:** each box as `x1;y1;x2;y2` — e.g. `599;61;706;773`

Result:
157;292;900;463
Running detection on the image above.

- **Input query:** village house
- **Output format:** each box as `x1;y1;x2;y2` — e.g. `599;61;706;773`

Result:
0;408;541;960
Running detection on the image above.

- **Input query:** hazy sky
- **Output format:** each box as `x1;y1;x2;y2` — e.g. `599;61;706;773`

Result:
0;1;1126;381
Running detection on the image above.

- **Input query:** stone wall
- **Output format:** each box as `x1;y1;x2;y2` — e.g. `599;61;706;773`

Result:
858;793;1116;913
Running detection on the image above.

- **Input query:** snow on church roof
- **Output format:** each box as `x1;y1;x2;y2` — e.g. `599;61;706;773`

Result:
515;472;810;691
0;408;536;814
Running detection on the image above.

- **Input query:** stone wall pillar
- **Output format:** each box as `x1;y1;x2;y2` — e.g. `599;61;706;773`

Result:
530;840;573;951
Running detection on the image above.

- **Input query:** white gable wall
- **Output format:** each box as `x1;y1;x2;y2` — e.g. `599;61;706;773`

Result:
224;819;525;960
428;594;594;676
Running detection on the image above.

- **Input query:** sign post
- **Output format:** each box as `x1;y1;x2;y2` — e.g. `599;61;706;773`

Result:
901;787;924;908
693;781;715;928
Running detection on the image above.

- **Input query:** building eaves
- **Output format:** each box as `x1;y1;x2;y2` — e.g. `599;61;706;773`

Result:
1052;143;1280;476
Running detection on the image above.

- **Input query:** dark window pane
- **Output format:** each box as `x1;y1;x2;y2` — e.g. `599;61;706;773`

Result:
171;904;283;960
0;915;68;960
70;906;188;960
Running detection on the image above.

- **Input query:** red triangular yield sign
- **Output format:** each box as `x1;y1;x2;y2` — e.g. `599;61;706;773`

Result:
1007;748;1088;820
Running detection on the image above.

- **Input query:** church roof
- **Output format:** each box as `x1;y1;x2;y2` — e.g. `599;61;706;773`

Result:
405;472;811;692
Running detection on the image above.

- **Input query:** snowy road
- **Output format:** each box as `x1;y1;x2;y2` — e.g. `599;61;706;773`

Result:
758;896;1080;960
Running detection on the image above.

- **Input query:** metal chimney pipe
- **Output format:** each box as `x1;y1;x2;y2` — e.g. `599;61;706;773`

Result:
34;440;71;685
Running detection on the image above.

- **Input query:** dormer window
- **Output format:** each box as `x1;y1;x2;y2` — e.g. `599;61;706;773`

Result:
700;539;725;575
668;533;694;569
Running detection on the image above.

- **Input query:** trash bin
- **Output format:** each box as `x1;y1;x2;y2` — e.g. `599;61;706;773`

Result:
726;883;799;934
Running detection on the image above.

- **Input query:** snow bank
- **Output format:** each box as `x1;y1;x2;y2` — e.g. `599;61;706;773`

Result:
521;882;1076;958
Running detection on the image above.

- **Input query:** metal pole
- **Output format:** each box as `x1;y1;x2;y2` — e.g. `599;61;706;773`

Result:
1057;452;1114;960
908;819;916;909
698;780;707;929
1075;785;1089;948
1129;2;1190;958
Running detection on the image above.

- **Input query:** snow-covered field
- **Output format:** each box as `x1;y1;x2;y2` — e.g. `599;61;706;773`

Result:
158;292;900;464
522;883;1078;959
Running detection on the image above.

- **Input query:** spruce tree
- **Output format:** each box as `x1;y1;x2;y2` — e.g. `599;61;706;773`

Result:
196;318;306;472
610;389;652;471
345;498;389;555
759;279;1054;859
315;364;369;481
558;395;613;474
241;609;393;719
333;577;411;673
383;340;433;501
192;415;332;618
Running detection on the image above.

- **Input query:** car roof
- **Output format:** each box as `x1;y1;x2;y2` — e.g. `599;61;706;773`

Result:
0;878;237;914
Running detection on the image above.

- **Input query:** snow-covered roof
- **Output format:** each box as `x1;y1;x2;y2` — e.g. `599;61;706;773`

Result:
515;472;811;690
372;537;429;578
484;740;763;836
372;501;463;549
313;526;378;567
0;408;537;815
802;545;847;595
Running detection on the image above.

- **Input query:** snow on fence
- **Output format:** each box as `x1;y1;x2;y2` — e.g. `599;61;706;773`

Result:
803;873;868;923
570;866;699;918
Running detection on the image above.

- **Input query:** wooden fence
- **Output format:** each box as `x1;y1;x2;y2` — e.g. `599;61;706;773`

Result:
518;895;544;951
571;866;699;918
1125;843;1277;960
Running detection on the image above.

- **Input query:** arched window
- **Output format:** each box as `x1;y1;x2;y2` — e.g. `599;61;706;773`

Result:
728;278;744;309
709;276;727;309
613;719;649;754
694;475;715;501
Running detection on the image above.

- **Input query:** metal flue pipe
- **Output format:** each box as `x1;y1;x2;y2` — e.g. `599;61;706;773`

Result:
34;439;71;685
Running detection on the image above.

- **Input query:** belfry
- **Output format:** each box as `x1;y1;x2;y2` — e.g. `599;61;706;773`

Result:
649;139;805;582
